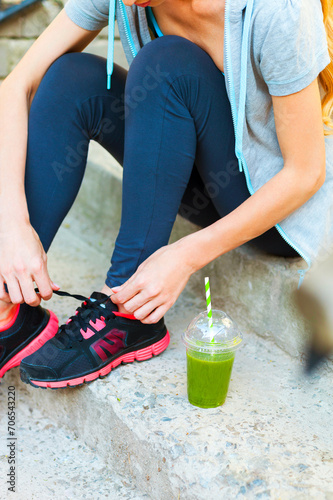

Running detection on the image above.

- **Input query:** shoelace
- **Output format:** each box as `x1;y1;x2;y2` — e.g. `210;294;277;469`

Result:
36;288;115;347
4;284;88;303
3;284;115;345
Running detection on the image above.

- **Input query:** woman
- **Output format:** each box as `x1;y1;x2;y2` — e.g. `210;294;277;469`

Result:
0;0;332;388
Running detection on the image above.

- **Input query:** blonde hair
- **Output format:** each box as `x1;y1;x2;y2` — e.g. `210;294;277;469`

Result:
319;0;333;136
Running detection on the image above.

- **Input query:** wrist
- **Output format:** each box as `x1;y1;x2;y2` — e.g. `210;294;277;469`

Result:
0;192;30;226
0;209;30;225
174;232;210;274
175;225;225;274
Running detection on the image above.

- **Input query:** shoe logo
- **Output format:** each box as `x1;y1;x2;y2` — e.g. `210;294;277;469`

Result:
90;329;127;361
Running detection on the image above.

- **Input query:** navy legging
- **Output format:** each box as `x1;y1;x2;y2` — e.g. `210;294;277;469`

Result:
25;36;297;288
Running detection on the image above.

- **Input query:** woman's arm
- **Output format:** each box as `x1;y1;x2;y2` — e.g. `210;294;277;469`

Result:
111;78;326;322
182;78;326;271
0;10;101;224
0;10;101;305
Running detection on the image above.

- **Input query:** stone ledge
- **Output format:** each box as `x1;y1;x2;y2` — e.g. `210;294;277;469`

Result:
4;289;333;499
2;150;332;498
0;38;127;78
0;38;35;77
0;380;148;499
0;1;61;38
0;1;119;39
0;1;124;78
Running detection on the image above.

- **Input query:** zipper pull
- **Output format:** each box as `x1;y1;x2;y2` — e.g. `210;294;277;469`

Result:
238;157;243;173
297;269;306;289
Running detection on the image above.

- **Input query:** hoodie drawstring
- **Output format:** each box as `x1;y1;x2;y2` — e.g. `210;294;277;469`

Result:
107;0;116;89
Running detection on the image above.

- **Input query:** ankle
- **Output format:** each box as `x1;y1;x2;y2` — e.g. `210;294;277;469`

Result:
101;284;113;298
0;302;19;327
0;300;15;316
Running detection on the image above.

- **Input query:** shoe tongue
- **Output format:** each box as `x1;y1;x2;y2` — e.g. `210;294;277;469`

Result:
89;291;118;312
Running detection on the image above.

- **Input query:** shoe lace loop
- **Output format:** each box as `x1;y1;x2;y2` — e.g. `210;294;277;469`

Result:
60;297;113;344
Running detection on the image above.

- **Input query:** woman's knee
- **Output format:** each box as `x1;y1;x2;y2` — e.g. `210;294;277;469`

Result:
32;53;113;112
127;35;218;86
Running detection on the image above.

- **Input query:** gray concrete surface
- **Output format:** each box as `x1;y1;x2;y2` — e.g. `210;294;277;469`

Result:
1;198;332;499
0;381;148;499
0;0;128;79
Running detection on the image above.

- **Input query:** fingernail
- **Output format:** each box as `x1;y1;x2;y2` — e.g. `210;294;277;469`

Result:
52;283;61;289
111;287;121;292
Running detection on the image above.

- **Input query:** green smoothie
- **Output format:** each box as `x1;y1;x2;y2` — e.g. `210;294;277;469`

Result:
186;350;235;408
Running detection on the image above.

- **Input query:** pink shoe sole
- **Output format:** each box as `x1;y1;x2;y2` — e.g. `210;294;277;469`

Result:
0;311;59;378
28;330;170;389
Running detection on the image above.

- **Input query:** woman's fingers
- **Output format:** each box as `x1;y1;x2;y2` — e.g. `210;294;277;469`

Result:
110;287;122;303
30;252;54;301
19;275;41;306
0;279;11;303
0;223;56;306
34;269;53;301
122;284;161;314
111;278;141;305
0;273;55;307
110;244;188;322
4;276;24;304
140;305;168;324
133;298;162;321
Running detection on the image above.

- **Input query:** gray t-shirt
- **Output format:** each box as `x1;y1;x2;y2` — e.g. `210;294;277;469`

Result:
64;0;332;273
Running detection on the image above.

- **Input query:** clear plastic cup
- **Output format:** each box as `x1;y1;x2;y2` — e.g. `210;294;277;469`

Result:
182;310;243;408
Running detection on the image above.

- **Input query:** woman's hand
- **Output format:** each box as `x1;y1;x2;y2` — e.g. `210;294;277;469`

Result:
0;220;57;306
111;241;194;324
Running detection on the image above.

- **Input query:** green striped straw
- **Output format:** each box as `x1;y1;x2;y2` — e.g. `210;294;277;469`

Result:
205;277;214;332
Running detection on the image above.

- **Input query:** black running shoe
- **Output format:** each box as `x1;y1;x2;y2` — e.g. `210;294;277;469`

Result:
20;292;170;389
0;304;58;378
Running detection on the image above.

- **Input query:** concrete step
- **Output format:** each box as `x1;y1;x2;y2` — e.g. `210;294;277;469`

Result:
0;0;128;80
2;193;333;499
0;380;148;500
76;142;321;362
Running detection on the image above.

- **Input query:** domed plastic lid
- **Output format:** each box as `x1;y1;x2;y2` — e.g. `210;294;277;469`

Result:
182;310;243;354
